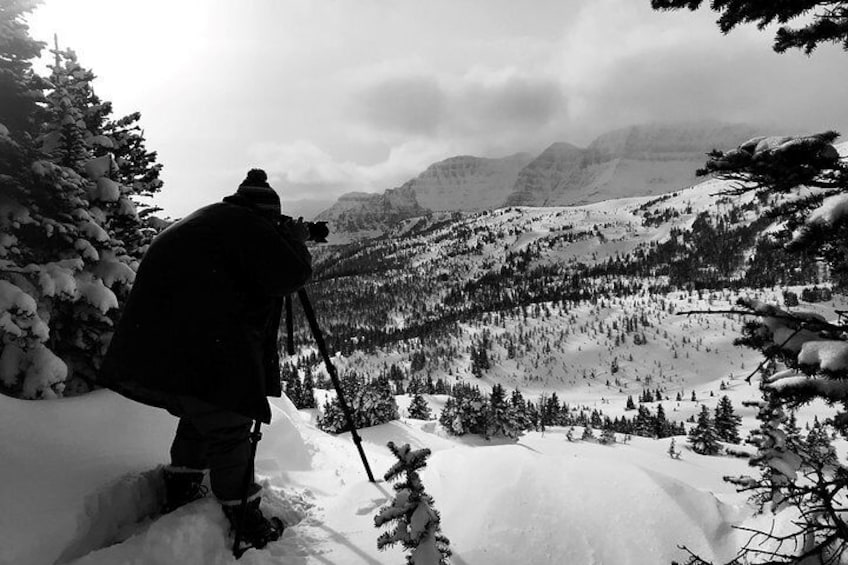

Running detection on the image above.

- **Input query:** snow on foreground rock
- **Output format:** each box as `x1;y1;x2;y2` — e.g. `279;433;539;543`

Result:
1;390;759;565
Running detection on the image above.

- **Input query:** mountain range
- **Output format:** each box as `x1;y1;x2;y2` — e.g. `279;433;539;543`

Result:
315;121;763;235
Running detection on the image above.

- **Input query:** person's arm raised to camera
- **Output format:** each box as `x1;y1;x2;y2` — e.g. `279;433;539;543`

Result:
246;216;313;297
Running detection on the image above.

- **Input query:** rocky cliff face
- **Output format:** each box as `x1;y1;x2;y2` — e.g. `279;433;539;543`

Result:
315;153;531;236
587;122;762;158
314;184;425;234
505;122;763;207
504;142;594;206
316;121;765;236
411;153;534;211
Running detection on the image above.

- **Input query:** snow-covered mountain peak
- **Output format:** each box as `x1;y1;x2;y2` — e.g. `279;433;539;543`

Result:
587;121;762;158
408;152;534;212
317;121;766;237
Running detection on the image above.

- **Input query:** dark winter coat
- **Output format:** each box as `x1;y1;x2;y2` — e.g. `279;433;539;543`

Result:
99;201;312;423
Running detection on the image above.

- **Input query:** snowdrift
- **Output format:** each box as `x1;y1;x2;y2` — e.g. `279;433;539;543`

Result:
1;389;756;565
0;391;310;565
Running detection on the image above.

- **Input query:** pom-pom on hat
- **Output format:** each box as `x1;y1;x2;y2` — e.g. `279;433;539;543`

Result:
228;168;281;217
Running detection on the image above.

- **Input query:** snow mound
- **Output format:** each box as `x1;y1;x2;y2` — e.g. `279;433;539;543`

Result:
58;467;165;563
67;499;232;565
3;388;761;565
0;391;312;565
66;486;312;565
422;443;742;564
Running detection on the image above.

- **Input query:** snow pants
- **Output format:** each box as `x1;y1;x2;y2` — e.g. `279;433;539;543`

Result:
167;396;259;502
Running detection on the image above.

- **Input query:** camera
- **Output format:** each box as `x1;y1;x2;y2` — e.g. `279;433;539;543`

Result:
278;214;330;243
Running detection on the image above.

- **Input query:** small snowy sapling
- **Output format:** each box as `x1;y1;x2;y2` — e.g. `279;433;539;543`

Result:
375;442;451;565
668;438;681;459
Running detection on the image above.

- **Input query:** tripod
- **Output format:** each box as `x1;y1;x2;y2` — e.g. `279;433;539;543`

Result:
233;288;376;558
289;288;375;483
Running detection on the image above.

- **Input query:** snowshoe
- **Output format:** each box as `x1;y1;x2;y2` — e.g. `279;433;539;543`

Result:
162;466;209;513
222;495;285;556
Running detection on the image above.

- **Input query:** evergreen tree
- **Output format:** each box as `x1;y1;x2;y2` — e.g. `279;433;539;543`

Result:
684;114;848;560
0;8;164;397
433;378;449;395
625;394;636;411
457;387;489;437
654;403;670;438
688;405;721;455
805;418;837;466
723;391;840;561
406;376;420;396
487;383;523;439
783;409;803;449
317;397;347;434
589;409;603;429
436;383;490;437
582;424;596;441
388;363;406;392
438;396;464;436
510;388;533;431
409;350;426;373
470;333;491;378
425;375;435;394
375;442;451;565
714;395;742;444
542;392;563;427
317;375;399;433
0;1;46;143
634;405;655;438
525;399;541;432
408;392;432;420
300;369;317;409
651;0;848;54
598;426;617;445
359;376;400;428
286;367;304;407
0;0;57;398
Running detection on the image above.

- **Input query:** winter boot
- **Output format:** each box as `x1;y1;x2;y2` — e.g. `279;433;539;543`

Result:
222;493;285;552
162;466;209;513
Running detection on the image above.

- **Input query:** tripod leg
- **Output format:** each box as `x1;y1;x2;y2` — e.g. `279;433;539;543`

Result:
232;421;261;559
285;295;294;356
296;288;376;483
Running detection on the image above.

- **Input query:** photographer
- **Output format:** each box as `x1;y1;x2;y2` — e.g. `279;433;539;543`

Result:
99;169;312;550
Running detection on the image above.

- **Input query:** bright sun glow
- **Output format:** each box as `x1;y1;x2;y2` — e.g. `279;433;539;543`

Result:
28;1;209;84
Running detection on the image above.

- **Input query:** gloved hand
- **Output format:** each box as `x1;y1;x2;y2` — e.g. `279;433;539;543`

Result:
279;216;310;243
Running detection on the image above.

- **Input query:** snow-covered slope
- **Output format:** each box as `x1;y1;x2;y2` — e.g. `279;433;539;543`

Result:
0;388;750;565
0;391;310;565
7;379;840;565
5;137;843;565
306;171;833;400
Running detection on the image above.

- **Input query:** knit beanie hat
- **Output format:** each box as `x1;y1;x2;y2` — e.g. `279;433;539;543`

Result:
228;168;281;217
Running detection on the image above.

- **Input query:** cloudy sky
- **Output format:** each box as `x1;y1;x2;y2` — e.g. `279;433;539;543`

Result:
28;0;848;219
